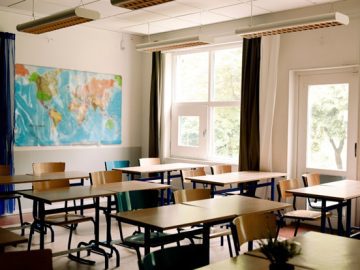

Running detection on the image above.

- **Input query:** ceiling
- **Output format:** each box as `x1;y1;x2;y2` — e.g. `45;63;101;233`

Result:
0;0;342;36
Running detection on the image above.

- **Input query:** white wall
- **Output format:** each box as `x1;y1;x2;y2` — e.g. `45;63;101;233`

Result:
0;10;149;177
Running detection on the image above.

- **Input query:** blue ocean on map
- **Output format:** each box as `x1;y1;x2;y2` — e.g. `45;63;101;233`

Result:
15;64;122;146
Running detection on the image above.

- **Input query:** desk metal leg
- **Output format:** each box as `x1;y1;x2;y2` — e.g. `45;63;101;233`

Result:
167;171;171;204
144;228;151;255
337;203;343;236
202;225;210;264
270;178;275;201
346;200;351;237
39;202;45;250
159;173;165;205
320;199;326;233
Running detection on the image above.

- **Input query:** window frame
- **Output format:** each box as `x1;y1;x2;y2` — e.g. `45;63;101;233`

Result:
169;42;242;162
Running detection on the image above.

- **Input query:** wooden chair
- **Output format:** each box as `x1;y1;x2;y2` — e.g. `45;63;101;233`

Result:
28;162;94;253
139;244;208;270
180;167;206;189
232;212;277;255
173;188;234;257
0;165;27;235
139;157;161;166
0;249;53;270
104;160;130;171
90;170;123;186
277;179;332;236
302;173;336;230
112;189;175;261
210;164;232;174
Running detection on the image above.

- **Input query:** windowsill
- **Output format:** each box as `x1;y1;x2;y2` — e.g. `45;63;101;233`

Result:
163;156;238;168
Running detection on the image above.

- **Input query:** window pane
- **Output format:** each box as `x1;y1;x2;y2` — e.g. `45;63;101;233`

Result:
213;48;242;101
212;107;240;159
175;52;208;102
178;116;199;147
306;83;349;171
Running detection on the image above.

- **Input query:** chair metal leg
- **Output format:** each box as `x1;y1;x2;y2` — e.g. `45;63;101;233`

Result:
28;223;35;250
327;217;333;233
16;196;25;236
294;220;301;236
226;234;233;257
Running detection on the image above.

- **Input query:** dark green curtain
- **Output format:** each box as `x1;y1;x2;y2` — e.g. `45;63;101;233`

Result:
239;38;261;195
0;32;16;214
148;52;162;157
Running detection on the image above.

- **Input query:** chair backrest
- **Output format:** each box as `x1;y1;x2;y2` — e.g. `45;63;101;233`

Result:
32;162;68;191
116;189;159;212
302;173;320;187
173;189;211;204
180;167;206;183
139;158;160;166
105;160;130;171
210;164;232;175
139;244;207;270
277;179;302;201
0;164;10;176
90;170;123;186
0;249;53;270
233;212;277;246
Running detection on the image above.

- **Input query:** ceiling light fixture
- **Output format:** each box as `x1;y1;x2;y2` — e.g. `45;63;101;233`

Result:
136;35;213;52
16;7;100;34
235;12;349;39
111;0;173;10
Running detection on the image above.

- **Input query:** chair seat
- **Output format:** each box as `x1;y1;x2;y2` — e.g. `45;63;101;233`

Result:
284;209;332;220
308;200;339;209
124;231;169;247
210;227;232;238
44;213;93;226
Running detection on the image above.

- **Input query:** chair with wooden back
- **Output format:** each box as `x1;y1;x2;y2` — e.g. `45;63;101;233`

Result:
139;244;208;270
90;170;123;186
173;188;234;257
210;164;232;175
277;179;332;236
0;165;27;235
180;167;206;189
232;212;277;255
28;162;94;253
138;158;161;181
302;172;336;230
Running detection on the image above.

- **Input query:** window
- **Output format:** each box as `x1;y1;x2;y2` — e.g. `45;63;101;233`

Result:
170;44;242;162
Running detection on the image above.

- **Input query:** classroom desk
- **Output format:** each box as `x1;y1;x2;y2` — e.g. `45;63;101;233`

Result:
18;186;117;269
111;195;290;264
116;163;206;204
288;180;360;236
95;180;170;243
0;227;27;253
198;231;360;270
245;231;360;270
0;171;89;185
187;171;286;200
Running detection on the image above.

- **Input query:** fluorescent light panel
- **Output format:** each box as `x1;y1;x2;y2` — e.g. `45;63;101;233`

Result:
16;7;100;34
236;12;349;39
136;36;212;52
111;0;173;10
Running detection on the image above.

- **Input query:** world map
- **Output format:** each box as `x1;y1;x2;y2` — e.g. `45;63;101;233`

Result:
15;64;122;146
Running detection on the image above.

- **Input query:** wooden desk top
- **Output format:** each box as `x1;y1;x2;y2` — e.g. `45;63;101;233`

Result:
246;231;360;270
288;180;360;201
187;171;286;186
0;171;89;185
113;196;289;231
112;203;236;231
99;180;170;192
183;195;290;216
18;186;115;204
115;163;207;174
0;228;27;248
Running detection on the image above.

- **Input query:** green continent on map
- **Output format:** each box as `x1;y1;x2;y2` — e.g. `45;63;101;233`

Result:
29;69;60;103
115;75;122;87
105;119;115;130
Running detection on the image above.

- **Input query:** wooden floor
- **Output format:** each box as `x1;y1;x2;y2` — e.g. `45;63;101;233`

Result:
0;211;314;270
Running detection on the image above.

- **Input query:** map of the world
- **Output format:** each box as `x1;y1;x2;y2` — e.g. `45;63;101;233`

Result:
15;64;122;146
